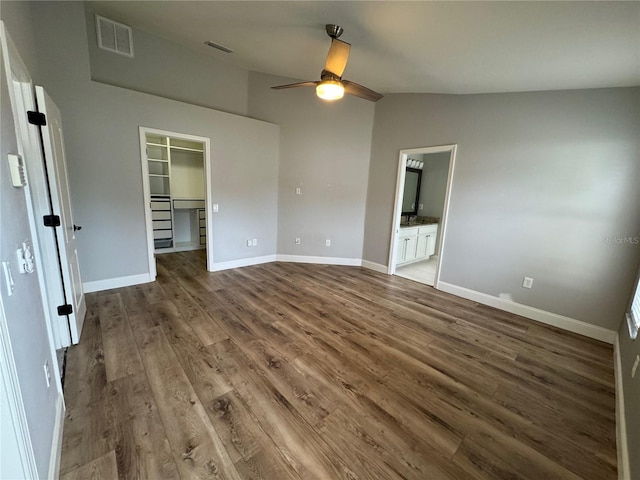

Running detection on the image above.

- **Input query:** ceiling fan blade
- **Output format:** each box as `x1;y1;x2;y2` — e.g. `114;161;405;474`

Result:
343;80;383;102
324;39;351;77
271;81;318;90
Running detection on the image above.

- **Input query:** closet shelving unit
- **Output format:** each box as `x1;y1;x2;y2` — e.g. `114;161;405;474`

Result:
145;134;206;252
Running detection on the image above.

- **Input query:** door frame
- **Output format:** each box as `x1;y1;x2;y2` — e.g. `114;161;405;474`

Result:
1;21;64;478
388;144;457;289
1;23;71;350
139;127;212;278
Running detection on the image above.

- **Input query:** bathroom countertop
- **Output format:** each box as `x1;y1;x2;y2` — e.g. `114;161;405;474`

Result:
400;221;439;228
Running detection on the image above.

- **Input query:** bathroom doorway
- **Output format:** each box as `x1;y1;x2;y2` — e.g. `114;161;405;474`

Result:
389;145;457;287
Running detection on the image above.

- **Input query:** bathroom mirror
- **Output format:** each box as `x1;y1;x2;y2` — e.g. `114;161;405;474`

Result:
402;167;422;216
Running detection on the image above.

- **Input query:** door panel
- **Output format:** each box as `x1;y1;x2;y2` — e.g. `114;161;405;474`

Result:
35;86;86;344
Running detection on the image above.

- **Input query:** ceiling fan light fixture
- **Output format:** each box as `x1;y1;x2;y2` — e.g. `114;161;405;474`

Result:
316;80;344;100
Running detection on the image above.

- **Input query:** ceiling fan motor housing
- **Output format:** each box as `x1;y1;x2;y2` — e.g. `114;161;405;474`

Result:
326;24;344;39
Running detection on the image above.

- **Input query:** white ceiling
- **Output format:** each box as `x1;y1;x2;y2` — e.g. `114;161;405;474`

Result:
90;1;640;95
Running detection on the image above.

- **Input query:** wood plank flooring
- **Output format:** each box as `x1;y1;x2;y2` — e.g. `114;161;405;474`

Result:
60;251;617;479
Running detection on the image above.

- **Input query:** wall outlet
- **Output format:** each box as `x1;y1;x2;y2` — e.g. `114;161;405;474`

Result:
419;204;424;210
252;238;257;246
295;187;302;195
325;239;331;247
295;237;301;245
632;355;640;379
43;360;51;387
247;239;252;247
522;276;534;289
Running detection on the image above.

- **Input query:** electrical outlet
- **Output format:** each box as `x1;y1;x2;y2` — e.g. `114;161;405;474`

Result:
522;276;534;289
252;238;257;246
43;360;51;387
295;237;301;245
325;239;331;247
247;239;252;247
295;187;302;195
632;355;640;379
419;204;424;210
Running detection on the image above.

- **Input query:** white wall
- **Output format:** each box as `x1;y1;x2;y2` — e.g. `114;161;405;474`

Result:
364;89;640;331
248;71;375;260
171;149;205;200
0;17;60;478
83;2;249;116
31;1;279;283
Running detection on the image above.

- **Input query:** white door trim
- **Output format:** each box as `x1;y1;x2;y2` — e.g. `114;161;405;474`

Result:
0;295;38;479
139;127;213;277
388;144;457;290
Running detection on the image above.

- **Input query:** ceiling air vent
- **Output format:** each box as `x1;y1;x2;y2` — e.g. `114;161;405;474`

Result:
95;15;134;58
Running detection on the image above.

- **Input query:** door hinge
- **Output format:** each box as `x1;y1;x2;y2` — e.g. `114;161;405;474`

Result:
43;214;61;227
57;304;73;316
27;111;47;126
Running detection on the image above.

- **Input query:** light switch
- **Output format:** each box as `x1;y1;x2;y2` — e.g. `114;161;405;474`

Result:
212;204;219;212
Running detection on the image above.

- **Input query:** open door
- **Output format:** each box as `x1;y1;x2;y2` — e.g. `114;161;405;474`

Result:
34;86;86;344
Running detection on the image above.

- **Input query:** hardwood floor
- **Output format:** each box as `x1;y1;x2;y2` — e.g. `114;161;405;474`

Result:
60;251;617;479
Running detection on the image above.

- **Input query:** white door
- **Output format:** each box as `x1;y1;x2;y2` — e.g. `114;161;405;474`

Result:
35;86;86;343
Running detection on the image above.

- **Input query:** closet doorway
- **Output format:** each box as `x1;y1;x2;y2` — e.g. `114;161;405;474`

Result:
139;127;212;278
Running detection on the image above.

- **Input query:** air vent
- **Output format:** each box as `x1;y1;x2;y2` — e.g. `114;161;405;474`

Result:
96;15;134;58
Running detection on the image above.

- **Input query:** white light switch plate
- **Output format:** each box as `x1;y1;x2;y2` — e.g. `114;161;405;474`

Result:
8;154;26;187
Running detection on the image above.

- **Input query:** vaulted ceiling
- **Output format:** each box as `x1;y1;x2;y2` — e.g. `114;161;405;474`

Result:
90;1;640;94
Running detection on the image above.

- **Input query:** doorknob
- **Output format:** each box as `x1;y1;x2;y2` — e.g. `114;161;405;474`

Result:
73;224;82;231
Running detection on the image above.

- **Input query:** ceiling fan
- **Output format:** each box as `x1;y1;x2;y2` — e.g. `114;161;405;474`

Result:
271;24;383;102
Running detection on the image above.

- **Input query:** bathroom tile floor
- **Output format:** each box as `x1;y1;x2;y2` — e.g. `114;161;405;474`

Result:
395;257;438;285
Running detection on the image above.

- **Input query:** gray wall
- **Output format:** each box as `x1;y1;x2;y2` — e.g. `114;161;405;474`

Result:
417;151;450;218
1;1;39;79
618;269;640;479
363;89;640;331
31;1;279;283
1;10;59;478
248;71;374;260
83;2;249;116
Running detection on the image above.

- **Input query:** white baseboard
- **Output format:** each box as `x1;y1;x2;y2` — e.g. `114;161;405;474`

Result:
210;255;277;272
276;255;362;266
437;281;616;344
614;334;631;480
360;260;389;274
83;273;153;293
48;393;65;480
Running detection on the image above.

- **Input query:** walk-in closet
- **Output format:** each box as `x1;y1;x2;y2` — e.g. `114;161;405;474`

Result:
145;133;207;253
